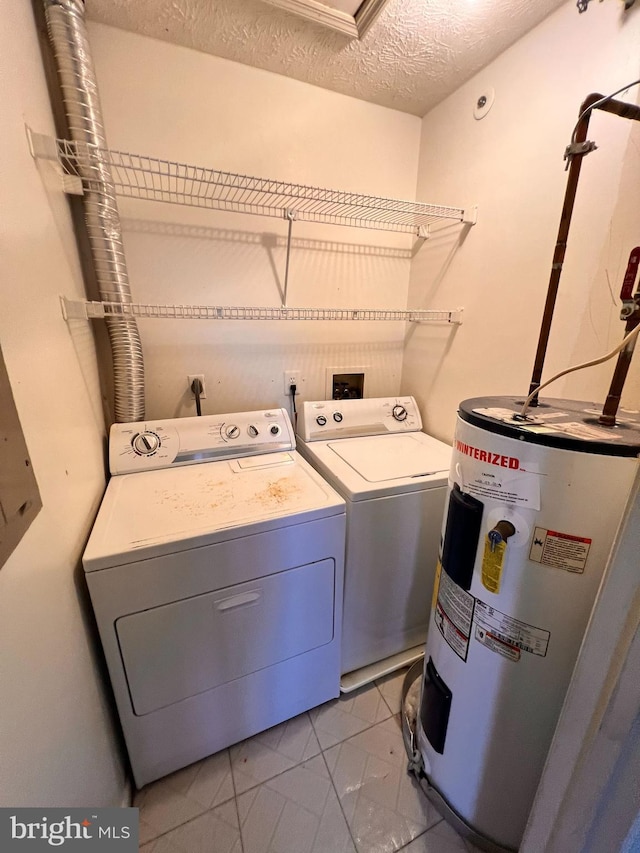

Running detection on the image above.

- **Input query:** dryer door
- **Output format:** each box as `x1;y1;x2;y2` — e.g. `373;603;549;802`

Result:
116;558;335;715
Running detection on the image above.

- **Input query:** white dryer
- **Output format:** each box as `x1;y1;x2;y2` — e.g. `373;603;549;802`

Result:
83;409;345;788
296;397;451;692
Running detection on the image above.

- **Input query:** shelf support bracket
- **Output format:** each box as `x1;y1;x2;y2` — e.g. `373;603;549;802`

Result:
412;224;430;256
60;296;106;320
462;205;478;226
60;296;87;320
27;127;84;195
282;209;296;308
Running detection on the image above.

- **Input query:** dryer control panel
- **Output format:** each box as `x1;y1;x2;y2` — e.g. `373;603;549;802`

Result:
109;409;295;475
297;396;423;442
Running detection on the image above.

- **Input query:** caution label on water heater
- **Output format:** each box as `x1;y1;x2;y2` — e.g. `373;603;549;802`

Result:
529;527;592;573
434;567;475;661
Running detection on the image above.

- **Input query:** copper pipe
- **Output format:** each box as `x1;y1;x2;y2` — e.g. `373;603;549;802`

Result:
599;312;640;425
596;99;640;121
528;93;640;406
527;93;602;403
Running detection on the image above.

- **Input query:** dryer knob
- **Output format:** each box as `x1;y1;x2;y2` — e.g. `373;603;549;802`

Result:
132;431;160;456
248;425;259;437
333;412;343;423
269;424;281;436
316;415;327;426
225;424;240;439
392;405;408;422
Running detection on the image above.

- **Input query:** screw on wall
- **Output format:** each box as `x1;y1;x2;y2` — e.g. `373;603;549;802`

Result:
474;87;495;120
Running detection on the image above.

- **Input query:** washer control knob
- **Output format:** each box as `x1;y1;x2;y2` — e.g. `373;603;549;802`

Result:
392;405;408;422
333;412;343;423
248;425;259;437
132;431;160;456
316;415;327;426
225;424;240;439
269;424;281;436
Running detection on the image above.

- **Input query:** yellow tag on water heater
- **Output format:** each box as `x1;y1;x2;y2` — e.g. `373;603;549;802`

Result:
482;538;506;593
432;559;442;610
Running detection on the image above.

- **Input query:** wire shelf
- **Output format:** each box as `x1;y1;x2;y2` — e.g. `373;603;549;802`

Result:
53;138;472;234
61;298;463;324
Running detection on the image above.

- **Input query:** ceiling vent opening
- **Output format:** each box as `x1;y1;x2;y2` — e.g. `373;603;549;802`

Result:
260;0;391;38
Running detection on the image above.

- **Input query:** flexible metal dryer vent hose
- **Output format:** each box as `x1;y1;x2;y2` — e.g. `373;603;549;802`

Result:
44;0;145;422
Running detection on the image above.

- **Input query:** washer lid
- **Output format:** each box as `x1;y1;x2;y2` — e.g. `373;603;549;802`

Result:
83;450;344;571
329;434;451;482
298;432;452;500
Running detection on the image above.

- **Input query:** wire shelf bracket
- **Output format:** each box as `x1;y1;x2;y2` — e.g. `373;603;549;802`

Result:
60;297;463;325
30;131;477;236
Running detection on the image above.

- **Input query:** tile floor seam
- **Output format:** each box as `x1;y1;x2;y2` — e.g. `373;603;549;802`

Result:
393;818;445;852
228;750;320;800
227;748;245;853
187;751;231;813
310;708;395;752
229;712;319;788
262;792;289;853
377;685;396;718
307;788;330;853
318;747;359;853
137;807;212;847
353;750;379;852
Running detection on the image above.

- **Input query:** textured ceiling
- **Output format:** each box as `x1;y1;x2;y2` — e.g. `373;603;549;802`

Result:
86;0;568;116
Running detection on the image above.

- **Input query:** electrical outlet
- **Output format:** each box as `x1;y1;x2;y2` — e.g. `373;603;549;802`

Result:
187;374;206;398
283;370;301;395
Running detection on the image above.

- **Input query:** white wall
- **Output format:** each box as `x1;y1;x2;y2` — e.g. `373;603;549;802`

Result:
86;23;422;419
402;1;640;442
0;4;127;806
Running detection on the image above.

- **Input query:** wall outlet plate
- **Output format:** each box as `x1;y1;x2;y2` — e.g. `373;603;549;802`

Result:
283;370;301;395
188;374;206;398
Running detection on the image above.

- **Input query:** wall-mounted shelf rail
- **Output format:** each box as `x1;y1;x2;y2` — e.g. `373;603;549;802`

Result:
61;298;463;325
30;132;476;235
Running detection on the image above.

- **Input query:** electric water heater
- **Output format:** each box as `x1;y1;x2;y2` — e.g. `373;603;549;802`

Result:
416;396;640;852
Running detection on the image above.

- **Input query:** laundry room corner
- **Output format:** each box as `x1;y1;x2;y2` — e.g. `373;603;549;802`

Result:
401;0;640;444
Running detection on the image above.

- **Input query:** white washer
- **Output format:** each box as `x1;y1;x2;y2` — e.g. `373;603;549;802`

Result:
83;409;345;788
296;397;451;692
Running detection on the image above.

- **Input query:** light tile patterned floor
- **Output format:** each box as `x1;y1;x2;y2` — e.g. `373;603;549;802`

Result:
136;671;478;853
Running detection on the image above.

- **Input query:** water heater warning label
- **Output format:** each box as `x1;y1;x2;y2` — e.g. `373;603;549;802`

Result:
453;447;541;510
529;527;591;573
434;567;475;661
474;600;550;658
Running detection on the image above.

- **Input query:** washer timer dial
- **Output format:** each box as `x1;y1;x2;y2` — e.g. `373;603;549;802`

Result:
132;431;161;456
392;405;408;422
